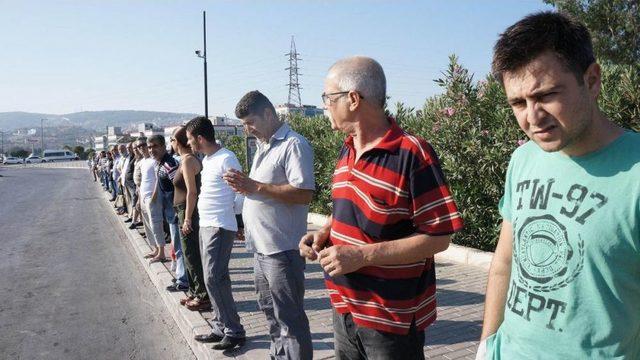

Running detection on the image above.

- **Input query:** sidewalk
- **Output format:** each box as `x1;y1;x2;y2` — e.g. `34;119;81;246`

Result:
102;184;487;359
204;241;486;359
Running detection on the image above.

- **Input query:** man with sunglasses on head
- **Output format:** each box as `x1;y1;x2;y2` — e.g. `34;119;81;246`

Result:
300;57;463;359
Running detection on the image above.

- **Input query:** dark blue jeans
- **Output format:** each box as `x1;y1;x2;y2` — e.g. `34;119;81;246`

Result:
101;171;110;190
110;179;118;200
333;309;425;360
159;188;186;286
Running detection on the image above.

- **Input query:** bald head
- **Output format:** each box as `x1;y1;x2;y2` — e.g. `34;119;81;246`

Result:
327;56;386;108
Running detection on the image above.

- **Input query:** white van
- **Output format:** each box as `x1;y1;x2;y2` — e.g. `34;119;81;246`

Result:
42;149;78;162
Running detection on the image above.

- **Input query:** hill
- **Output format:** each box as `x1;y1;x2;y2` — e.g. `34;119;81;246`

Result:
0;110;200;131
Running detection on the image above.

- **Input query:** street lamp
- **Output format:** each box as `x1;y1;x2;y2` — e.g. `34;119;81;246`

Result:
195;11;209;120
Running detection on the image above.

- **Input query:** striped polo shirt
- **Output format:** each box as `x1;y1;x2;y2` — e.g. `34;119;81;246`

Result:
326;118;464;334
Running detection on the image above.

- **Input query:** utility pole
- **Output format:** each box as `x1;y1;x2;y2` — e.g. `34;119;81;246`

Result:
195;11;209;120
41;119;45;156
1;130;4;156
286;36;302;108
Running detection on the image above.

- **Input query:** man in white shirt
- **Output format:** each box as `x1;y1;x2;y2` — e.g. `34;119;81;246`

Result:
185;116;246;351
136;138;167;262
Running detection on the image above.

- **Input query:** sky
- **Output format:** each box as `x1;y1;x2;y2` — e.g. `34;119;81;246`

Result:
0;0;552;117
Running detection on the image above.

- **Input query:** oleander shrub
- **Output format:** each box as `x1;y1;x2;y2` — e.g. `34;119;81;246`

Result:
599;63;640;132
396;56;522;251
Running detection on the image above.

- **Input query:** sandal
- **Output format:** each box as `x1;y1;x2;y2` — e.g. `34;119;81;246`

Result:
143;253;156;259
149;257;169;264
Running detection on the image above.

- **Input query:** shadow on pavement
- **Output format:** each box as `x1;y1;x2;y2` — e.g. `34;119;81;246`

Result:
424;319;482;345
437;288;485;306
437;278;458;285
221;332;336;357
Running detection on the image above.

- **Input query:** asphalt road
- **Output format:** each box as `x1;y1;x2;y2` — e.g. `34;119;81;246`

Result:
0;167;194;359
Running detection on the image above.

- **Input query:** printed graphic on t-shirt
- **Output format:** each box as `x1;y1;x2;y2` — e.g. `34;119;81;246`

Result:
507;177;608;332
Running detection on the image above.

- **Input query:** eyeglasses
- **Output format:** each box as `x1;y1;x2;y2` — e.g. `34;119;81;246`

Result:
136;144;147;149
321;91;364;106
170;137;175;142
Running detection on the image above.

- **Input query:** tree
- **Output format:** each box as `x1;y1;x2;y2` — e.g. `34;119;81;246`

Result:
544;0;640;65
73;145;85;159
9;147;30;158
223;135;248;173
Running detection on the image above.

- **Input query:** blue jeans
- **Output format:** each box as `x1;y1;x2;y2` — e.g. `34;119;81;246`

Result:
333;309;425;360
159;188;186;287
101;172;110;190
110;179;118;200
200;226;245;338
254;250;312;360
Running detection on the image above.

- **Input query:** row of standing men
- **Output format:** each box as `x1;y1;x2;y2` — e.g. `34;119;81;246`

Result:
93;11;640;360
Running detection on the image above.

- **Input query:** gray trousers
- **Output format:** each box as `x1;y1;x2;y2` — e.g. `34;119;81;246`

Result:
254;250;313;360
200;226;245;338
142;196;166;247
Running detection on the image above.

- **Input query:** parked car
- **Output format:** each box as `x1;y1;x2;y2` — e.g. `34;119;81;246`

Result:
2;156;23;164
25;155;43;163
42;149;77;162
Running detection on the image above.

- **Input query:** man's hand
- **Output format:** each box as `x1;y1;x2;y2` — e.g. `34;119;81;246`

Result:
223;169;259;195
299;230;330;260
181;218;193;236
318;245;366;277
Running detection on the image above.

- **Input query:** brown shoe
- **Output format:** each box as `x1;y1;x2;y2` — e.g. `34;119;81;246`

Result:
186;298;212;311
180;295;195;306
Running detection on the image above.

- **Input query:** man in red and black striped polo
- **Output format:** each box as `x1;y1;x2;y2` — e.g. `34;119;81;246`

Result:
300;56;464;359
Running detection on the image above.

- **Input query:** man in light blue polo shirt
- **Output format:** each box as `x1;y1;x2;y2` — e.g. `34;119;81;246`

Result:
224;90;315;360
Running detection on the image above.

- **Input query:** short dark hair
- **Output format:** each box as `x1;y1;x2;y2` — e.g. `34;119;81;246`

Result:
492;11;595;84
148;134;165;146
235;90;276;119
185;116;216;143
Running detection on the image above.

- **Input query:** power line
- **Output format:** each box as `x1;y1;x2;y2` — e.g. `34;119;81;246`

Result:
285;36;302;107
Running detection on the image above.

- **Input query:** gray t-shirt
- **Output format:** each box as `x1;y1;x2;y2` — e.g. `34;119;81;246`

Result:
243;123;315;255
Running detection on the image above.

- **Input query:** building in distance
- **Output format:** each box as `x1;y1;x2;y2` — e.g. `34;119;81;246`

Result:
275;103;325;119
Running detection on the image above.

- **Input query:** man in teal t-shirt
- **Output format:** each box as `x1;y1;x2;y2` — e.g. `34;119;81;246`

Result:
479;12;640;359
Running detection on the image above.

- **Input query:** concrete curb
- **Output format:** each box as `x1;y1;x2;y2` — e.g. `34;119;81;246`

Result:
100;189;221;360
307;213;493;270
9;161;87;170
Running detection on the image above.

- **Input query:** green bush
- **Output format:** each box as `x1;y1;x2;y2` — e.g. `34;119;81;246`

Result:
600;63;640;131
288;115;344;214
393;56;523;251
283;56;640;252
222;134;249;173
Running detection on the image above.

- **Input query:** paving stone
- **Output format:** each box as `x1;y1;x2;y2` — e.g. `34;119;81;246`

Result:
216;236;487;358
